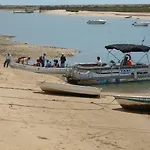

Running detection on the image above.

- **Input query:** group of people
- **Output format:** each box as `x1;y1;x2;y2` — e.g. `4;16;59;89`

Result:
16;53;67;68
96;54;132;67
16;56;31;65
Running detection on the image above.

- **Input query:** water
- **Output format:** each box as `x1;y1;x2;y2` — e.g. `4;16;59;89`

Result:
94;81;150;94
0;11;150;65
0;11;150;93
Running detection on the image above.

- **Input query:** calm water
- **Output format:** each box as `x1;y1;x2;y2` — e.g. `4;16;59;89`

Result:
1;11;150;92
0;11;150;65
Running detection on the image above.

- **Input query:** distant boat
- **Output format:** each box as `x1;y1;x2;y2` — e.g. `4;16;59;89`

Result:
39;81;101;97
13;9;34;14
125;16;132;18
114;95;150;111
132;21;149;26
87;19;106;24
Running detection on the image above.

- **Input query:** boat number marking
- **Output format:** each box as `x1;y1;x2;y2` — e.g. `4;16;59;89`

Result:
120;69;131;74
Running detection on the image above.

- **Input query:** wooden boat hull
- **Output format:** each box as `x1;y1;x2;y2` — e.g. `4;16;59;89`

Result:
10;62;70;74
39;82;101;97
114;95;150;111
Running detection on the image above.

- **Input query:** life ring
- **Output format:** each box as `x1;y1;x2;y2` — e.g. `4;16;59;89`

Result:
126;54;131;60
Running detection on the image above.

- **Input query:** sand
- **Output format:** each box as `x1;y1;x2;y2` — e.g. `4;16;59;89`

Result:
0;35;79;61
0;34;150;149
0;67;150;150
41;10;150;19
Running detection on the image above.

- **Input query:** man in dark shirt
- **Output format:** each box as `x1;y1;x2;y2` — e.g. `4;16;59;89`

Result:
60;53;66;68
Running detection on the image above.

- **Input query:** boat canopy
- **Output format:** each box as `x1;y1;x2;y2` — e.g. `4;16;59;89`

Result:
105;44;150;53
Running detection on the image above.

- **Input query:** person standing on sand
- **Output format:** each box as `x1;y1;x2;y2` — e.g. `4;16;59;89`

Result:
3;53;11;68
39;53;46;67
60;53;66;68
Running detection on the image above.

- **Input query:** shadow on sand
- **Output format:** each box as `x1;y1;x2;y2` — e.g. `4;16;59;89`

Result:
113;108;150;115
33;91;100;99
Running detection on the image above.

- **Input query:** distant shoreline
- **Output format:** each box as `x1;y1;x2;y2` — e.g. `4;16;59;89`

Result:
1;4;150;13
1;4;150;19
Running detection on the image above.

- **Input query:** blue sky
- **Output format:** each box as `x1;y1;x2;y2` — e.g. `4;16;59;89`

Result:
0;0;150;5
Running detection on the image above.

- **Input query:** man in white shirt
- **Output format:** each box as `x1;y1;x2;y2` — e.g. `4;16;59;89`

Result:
4;53;11;68
97;56;102;66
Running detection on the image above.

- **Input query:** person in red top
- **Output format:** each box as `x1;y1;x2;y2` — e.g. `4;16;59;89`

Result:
126;54;132;66
127;59;132;66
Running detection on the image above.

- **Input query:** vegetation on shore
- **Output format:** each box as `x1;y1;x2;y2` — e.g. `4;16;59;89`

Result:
1;4;150;12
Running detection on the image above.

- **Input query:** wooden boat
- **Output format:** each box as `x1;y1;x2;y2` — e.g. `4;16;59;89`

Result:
132;22;149;26
39;81;101;97
65;44;150;85
10;62;70;74
114;95;150;111
87;19;106;24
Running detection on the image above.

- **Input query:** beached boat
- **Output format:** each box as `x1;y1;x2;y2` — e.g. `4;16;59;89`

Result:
87;19;106;24
125;16;132;18
39;81;101;97
132;22;149;26
65;44;150;85
10;62;70;74
114;95;150;111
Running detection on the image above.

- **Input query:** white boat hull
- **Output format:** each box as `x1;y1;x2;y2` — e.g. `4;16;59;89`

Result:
65;64;150;85
10;62;70;74
39;82;101;97
87;20;106;24
133;22;149;26
114;95;150;111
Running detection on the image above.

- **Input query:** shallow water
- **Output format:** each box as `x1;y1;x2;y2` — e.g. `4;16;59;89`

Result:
1;11;150;93
0;12;150;65
93;81;150;94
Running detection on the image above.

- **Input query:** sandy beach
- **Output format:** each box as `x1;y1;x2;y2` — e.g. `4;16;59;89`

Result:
0;34;150;149
0;35;79;61
42;10;150;19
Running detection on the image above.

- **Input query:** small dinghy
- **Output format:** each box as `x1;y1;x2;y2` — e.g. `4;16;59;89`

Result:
39;81;101;97
87;19;106;24
114;95;150;111
132;21;149;26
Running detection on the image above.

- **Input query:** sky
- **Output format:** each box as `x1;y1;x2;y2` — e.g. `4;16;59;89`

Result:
0;0;150;5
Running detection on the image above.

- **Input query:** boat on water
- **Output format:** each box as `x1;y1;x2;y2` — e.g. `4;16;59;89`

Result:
10;62;70;74
13;9;34;14
87;19;106;24
65;44;150;85
125;16;132;18
114;95;150;111
132;21;149;26
39;81;101;97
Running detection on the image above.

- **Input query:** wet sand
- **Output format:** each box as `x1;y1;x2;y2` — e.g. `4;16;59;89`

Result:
42;10;150;19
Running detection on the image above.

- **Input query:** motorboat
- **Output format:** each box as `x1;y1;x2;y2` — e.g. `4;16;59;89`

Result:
114;95;150;111
10;62;70;74
132;21;149;26
87;19;106;24
65;44;150;85
39;81;101;97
